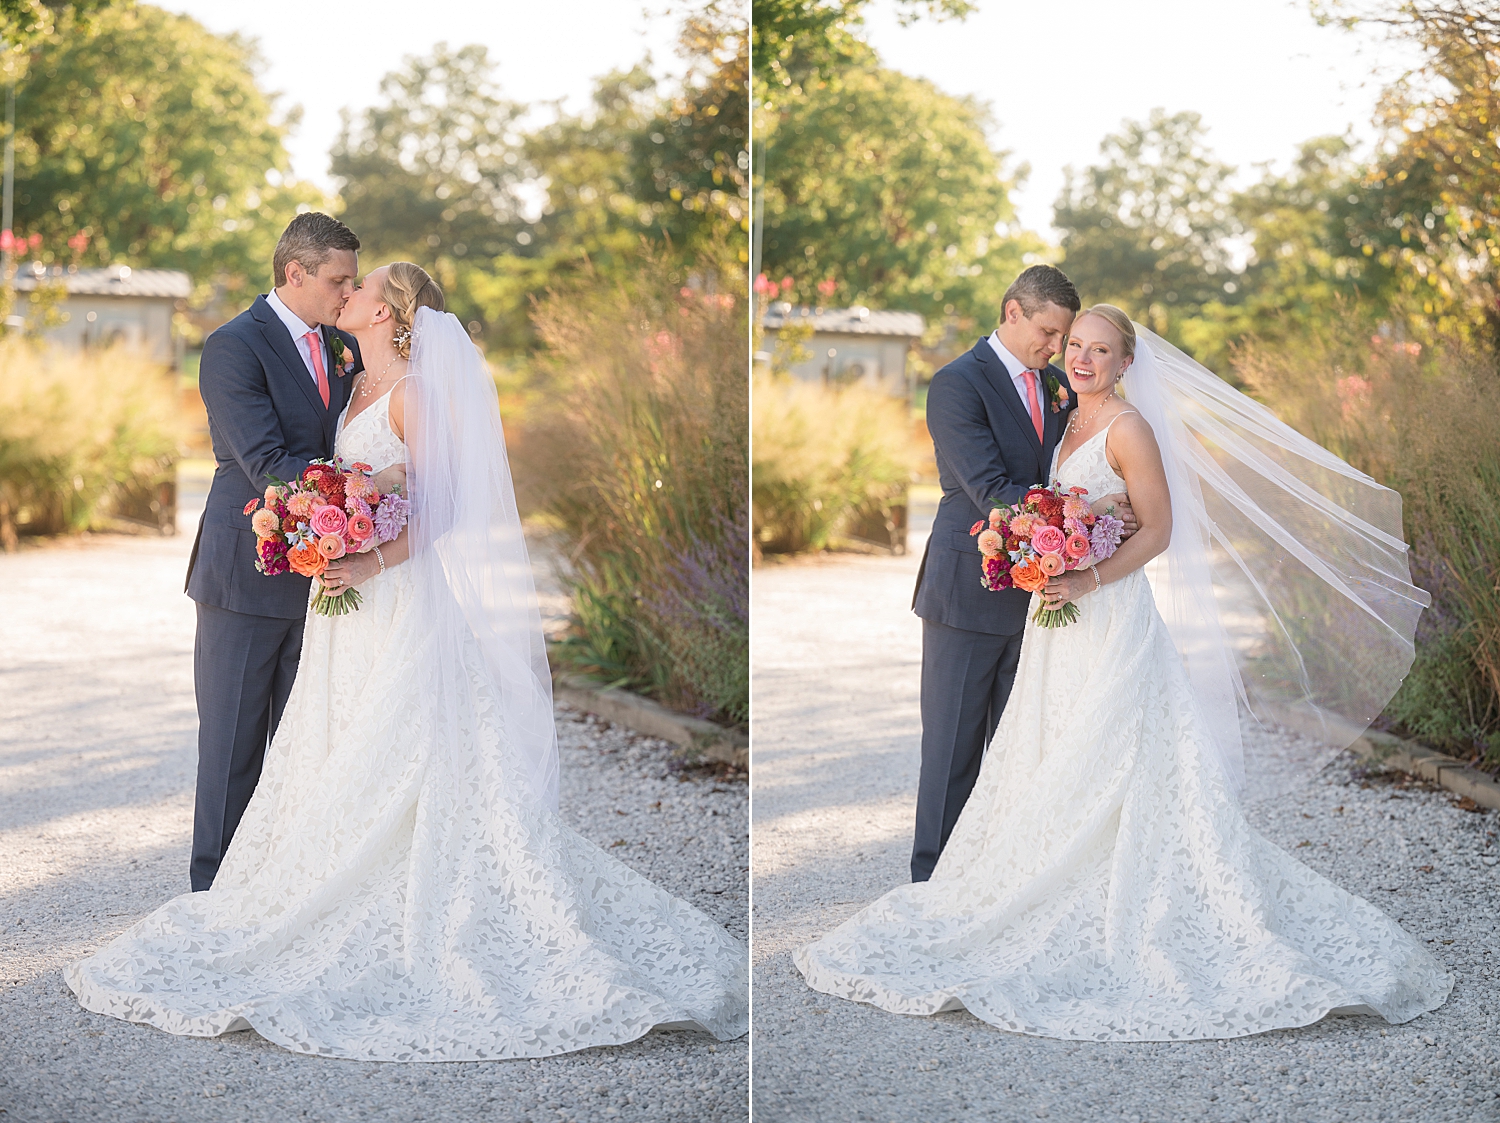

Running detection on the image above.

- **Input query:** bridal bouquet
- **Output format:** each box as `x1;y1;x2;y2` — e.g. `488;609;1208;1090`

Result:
244;457;410;616
970;484;1124;628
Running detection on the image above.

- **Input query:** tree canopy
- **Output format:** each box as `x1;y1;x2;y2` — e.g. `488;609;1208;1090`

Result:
758;64;1033;320
7;5;315;297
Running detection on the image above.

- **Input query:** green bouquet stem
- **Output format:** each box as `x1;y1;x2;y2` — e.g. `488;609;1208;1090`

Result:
1031;601;1081;629
312;584;363;617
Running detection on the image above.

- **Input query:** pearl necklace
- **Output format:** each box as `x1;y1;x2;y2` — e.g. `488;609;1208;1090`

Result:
359;354;404;399
1068;389;1117;436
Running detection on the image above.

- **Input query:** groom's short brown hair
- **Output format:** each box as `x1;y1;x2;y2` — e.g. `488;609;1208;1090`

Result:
1001;265;1080;320
273;212;360;287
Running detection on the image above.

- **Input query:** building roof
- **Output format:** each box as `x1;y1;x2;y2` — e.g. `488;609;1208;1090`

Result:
760;303;925;339
11;265;192;299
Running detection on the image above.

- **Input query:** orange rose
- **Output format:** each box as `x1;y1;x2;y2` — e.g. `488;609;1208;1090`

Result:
287;541;328;577
1010;558;1047;593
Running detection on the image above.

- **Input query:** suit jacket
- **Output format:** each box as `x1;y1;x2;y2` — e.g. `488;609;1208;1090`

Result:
186;294;362;619
912;336;1076;636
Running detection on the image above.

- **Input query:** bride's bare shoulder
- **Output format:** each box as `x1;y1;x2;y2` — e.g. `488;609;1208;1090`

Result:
1105;409;1163;472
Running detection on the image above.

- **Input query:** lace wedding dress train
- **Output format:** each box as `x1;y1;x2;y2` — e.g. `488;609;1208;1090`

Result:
794;424;1452;1041
67;390;748;1060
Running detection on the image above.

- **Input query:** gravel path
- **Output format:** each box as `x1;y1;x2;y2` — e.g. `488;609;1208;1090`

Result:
751;548;1500;1123
0;530;747;1123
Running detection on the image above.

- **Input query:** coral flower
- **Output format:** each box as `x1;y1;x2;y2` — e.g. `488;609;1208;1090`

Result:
976;529;1004;557
1038;552;1065;577
309;504;348;537
264;485;280;505
1010;558;1047;593
250;508;280;538
988;508;1005;529
970;519;985;536
1031;524;1066;555
316;534;346;560
1062;497;1090;522
1065;532;1092;559
288;492;317;519
346;512;375;546
242;498;260;515
287;541;328;577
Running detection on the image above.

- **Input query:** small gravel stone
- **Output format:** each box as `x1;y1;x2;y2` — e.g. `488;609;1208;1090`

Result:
753;550;1500;1123
0;533;747;1123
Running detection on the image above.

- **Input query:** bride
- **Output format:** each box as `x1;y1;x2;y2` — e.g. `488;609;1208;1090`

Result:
795;304;1452;1041
67;263;748;1060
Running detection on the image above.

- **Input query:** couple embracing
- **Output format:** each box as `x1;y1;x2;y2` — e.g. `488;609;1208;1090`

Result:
797;265;1453;1041
65;213;748;1060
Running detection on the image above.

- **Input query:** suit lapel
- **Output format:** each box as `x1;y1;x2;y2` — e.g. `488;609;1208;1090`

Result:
975;337;1043;461
252;296;329;421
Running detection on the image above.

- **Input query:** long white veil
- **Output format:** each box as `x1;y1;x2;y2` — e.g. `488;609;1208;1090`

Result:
404;306;560;812
1122;323;1429;802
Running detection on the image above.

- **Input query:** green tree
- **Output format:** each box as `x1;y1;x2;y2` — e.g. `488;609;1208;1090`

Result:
331;44;529;268
1053;110;1241;348
8;5;315;296
752;0;974;90
1295;2;1500;341
758;64;1034;322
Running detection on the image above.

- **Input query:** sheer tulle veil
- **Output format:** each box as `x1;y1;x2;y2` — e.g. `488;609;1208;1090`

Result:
1119;323;1429;802
404;307;560;812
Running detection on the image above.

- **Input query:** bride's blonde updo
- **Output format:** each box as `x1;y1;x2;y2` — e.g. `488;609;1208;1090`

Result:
381;262;445;358
1079;303;1136;361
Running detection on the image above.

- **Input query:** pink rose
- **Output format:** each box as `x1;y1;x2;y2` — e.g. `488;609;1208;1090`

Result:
976;528;1004;557
1031;524;1066;555
1065;532;1091;559
1038;552;1065;576
309;504;348;537
316;534;346;560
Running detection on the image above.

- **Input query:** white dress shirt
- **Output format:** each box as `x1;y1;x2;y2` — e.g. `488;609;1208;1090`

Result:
986;329;1045;421
266;287;324;386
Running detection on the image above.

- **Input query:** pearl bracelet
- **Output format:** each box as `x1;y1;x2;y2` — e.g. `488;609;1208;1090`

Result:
374;545;386;575
1089;564;1101;591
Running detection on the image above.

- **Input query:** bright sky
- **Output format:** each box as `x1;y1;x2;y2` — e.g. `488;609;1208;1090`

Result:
161;1;689;193
862;0;1419;237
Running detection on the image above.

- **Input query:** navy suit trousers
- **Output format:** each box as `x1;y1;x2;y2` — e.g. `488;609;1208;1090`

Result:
191;602;304;891
911;619;1025;883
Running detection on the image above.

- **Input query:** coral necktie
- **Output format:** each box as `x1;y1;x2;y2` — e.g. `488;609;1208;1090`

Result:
1021;369;1044;441
304;329;330;408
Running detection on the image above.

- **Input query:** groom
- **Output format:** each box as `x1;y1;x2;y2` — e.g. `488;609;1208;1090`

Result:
184;212;363;892
909;265;1133;882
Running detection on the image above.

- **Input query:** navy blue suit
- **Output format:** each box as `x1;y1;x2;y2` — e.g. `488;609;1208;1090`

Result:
909;337;1074;881
184;294;360;890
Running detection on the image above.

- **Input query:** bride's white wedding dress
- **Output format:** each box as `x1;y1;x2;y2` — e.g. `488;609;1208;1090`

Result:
794;417;1452;1041
67;385;748;1060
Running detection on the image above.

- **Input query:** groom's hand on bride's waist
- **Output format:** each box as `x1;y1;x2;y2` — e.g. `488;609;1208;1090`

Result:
1095;493;1138;538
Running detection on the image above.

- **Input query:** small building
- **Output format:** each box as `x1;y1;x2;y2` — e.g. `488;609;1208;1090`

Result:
10;264;191;365
758;303;925;399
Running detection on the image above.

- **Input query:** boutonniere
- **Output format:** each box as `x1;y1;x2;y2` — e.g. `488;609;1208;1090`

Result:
329;335;355;376
1046;373;1070;413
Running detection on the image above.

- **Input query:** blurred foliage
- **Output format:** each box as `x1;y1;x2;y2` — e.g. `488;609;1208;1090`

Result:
752;369;921;555
1233;310;1500;765
0;337;182;548
0;0;113;73
757;64;1036;322
751;0;974;90
6;5;319;300
522;249;748;725
1054;110;1242;355
336;3;747;355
